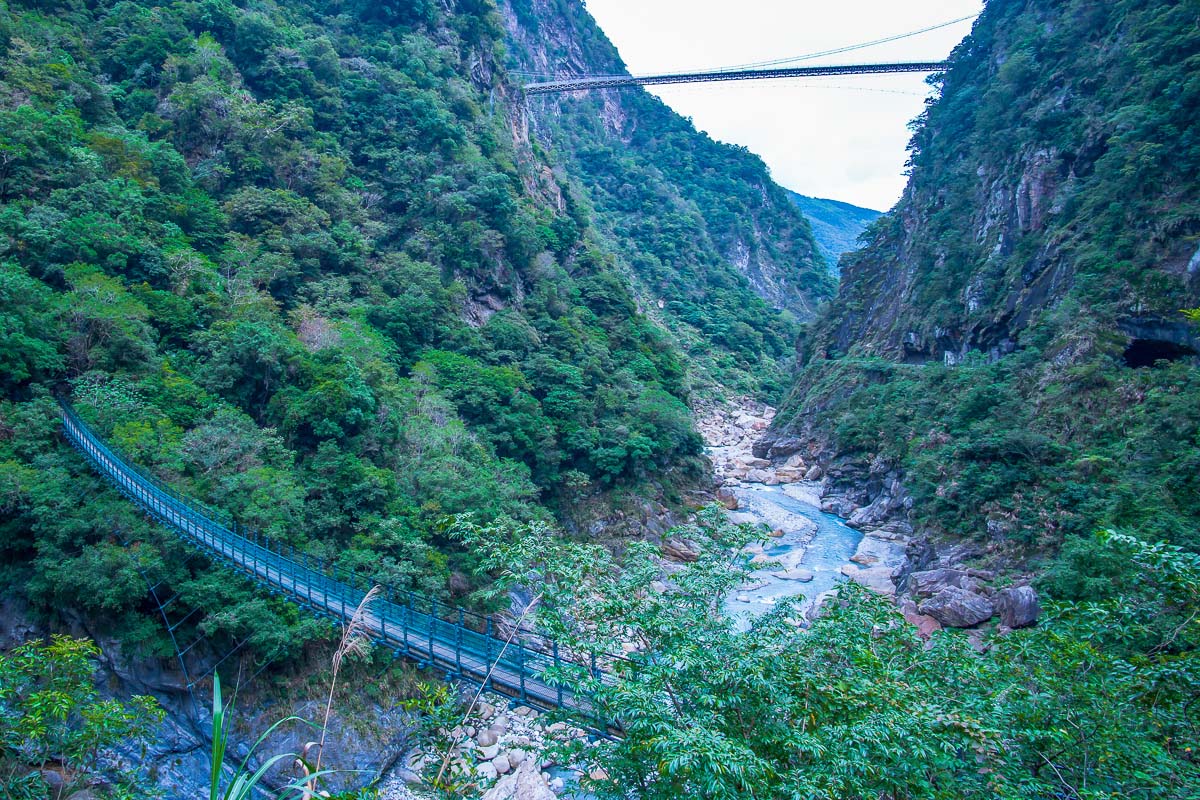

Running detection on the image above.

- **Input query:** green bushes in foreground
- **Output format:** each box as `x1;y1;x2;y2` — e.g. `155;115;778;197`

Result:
453;509;1200;800
0;636;163;799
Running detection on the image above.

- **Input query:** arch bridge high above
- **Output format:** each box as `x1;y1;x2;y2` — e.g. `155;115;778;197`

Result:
523;61;947;95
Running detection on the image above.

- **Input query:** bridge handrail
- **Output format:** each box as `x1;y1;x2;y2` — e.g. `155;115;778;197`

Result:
58;399;619;712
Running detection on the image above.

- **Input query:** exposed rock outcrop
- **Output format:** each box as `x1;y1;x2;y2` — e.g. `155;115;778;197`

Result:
995;586;1041;629
918;586;996;628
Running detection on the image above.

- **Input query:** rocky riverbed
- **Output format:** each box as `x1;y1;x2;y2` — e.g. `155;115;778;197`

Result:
709;399;1043;638
699;400;912;618
379;695;597;800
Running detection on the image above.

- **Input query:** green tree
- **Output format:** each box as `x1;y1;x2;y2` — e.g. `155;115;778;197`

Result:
0;636;164;799
452;513;1200;799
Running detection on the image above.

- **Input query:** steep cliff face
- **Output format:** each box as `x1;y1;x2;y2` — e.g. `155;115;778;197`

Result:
498;0;835;393
766;0;1200;576
808;0;1200;364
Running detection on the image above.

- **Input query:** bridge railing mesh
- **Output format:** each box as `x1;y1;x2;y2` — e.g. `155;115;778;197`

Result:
59;400;616;714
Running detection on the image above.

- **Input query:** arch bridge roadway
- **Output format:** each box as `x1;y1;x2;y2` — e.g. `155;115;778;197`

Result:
523;61;947;95
59;400;617;729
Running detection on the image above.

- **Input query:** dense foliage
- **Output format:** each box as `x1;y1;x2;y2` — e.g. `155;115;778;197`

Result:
0;636;164;799
455;511;1200;799
779;347;1200;559
0;0;722;653
773;0;1200;588
501;0;834;396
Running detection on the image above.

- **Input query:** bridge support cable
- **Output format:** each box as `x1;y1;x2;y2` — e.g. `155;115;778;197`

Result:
524;61;947;95
58;399;618;725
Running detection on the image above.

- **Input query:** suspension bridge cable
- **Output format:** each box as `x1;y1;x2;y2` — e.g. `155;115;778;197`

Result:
509;12;978;81
699;12;979;73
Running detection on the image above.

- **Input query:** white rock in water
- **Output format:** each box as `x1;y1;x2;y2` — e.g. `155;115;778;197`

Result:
774;568;814;582
736;593;751;602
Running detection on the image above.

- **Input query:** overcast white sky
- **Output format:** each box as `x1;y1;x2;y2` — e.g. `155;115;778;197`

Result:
583;0;983;211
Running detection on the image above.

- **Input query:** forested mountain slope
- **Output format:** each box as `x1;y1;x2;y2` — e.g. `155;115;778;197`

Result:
787;191;881;274
0;0;713;653
499;0;835;395
767;0;1200;581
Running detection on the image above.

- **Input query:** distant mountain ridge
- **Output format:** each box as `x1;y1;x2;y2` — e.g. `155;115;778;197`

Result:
787;192;882;274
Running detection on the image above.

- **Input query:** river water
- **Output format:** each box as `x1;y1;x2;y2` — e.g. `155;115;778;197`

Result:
723;483;863;623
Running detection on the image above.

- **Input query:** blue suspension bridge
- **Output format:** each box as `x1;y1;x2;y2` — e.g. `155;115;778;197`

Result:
59;400;610;720
523;61;947;95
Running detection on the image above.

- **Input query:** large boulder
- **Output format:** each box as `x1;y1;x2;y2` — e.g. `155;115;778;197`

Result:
480;757;556;800
918;586;995;628
899;598;943;638
752;435;804;459
995;585;1041;628
715;487;739;510
774;568;814;582
739;457;772;469
908;568;968;597
662;539;699;563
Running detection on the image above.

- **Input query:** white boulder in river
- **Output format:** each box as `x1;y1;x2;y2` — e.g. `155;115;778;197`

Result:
480;756;557;799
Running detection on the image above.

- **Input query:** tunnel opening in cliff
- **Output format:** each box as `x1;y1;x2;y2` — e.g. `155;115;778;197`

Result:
1123;338;1198;368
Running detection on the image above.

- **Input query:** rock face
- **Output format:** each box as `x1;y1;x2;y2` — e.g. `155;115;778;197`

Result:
783;0;1200;365
995;586;1041;628
918;586;995;628
2;600;418;800
756;0;1200;623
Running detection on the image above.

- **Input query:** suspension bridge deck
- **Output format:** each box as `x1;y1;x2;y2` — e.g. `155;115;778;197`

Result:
524;61;947;95
60;401;604;717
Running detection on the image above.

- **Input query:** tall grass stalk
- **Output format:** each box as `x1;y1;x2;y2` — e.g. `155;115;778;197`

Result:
313;586;382;780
